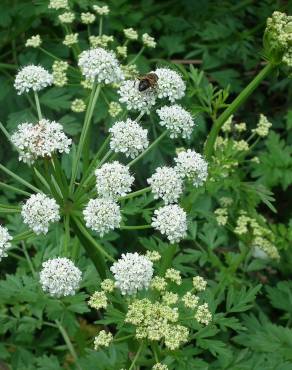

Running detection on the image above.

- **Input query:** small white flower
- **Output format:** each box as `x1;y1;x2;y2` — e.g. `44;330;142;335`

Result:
40;257;82;297
195;303;212;325
142;33;156;48
252;114;272;137
21;193;60;235
25;35;42;48
151;204;187;243
83;198;121;236
0;225;12;261
58;11;75;24
110;252;153;295
155;68;186;102
124;28;138;40
94;330;113;350
108;101;122;117
93;5;110;15
156;105;195;139
109;119;149;159
48;0;68;9
174;149;208;187
118;79;156;114
71;99;86;112
147;166;183;204
11;119;72;164
14;65;53;95
81;12;96;24
95;161;134;199
78;48;123;84
63;33;78;47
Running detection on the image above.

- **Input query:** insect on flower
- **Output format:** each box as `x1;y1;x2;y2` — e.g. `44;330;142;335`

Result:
137;72;158;92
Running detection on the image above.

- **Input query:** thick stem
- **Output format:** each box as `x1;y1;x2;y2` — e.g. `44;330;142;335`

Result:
34;91;42;120
204;62;274;160
55;320;83;370
128;46;145;65
119;186;151;201
159;243;177;276
129;342;144;370
121;225;152;230
128;131;168;168
0;164;41;193
70;83;101;194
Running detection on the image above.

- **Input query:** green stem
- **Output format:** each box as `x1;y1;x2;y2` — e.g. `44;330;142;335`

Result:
21;242;36;277
70;83;101;195
73;217;115;262
128;131;168;167
55;320;83;370
129;342;144;370
204;62;274;160
128;46;145;65
34;91;42;120
159;243;177;276
0;121;11;142
0;164;41;193
13;230;35;243
119;186;151;201
0;182;31;196
63;215;70;257
121;225;152;230
99;16;103;36
114;334;134;343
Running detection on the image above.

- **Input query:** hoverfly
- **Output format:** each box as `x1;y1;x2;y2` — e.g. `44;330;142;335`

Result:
137;72;158;92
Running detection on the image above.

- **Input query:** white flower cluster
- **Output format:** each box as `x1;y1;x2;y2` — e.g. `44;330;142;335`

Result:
109;119;149;158
94;330;113;350
11;119;72;164
124;28;138;40
25;35;42;48
63;33;78;47
0;225;12;261
78;48;123;84
48;0;68;9
156;105;195;139
40;257;82;297
14;65;53;95
71;98;86;112
21;193;60;234
142;33;156;48
95;162;134;199
118;80;156;114
152;204;187;243
174;149;208;187
93;5;110;15
110;252;153;295
147;166;183;204
253;114;272;137
81;12;96;24
155;68;186;102
58;11;75;24
83;198;121;236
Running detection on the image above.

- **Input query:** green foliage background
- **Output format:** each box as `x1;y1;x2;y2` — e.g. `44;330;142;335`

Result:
0;1;292;369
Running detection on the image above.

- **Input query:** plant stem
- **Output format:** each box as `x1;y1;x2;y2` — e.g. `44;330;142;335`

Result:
21;242;36;277
204;62;274;160
34;91;42;120
13;230;35;243
114;334;134;343
128;46;145;65
119;186;151;201
159;243;177;276
129;342;144;370
0;164;41;193
121;225;152;230
55;319;83;370
70;83;101;195
0;121;11;142
0;181;31;196
128;131;168;167
63;215;70;257
99;16;103;36
74;218;115;262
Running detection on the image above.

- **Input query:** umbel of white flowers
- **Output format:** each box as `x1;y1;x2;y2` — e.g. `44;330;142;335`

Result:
21;193;60;235
14;65;53;95
11;119;71;164
0;225;12;261
40;257;82;297
110;252;154;295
